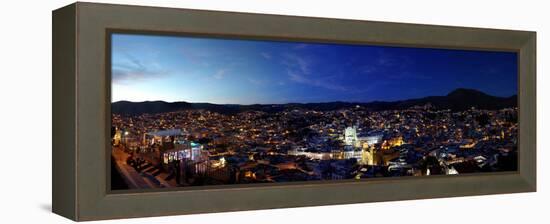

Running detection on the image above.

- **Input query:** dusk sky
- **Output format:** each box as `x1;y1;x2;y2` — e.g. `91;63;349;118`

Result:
111;33;517;104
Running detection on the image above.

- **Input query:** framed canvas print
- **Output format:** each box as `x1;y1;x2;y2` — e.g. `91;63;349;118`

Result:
52;2;536;221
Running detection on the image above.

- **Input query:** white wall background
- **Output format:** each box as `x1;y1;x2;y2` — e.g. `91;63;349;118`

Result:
0;0;547;223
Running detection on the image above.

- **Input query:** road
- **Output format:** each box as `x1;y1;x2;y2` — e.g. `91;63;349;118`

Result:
112;146;164;189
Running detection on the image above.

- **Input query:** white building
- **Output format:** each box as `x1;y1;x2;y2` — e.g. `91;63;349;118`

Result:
344;126;358;146
358;135;383;146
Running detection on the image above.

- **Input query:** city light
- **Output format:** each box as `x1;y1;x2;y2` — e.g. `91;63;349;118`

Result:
109;33;518;190
112;103;518;190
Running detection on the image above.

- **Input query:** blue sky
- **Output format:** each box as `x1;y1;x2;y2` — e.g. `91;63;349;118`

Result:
111;33;517;104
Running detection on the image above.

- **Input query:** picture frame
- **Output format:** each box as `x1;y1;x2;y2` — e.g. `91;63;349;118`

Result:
52;2;536;221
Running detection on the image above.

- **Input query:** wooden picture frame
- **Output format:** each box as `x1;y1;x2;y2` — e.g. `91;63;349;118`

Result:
53;2;536;221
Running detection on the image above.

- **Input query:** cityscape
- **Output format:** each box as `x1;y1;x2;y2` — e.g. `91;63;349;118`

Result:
110;33;518;190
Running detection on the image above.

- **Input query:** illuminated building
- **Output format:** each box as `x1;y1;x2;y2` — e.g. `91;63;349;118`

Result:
288;147;335;160
362;146;376;165
381;136;404;150
358;135;383;147
344;126;358;146
343;145;360;159
145;129;184;145
109;97;519;186
162;141;207;164
112;129;122;146
445;166;459;175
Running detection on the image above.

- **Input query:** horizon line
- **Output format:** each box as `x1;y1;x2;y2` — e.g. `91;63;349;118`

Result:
111;88;517;106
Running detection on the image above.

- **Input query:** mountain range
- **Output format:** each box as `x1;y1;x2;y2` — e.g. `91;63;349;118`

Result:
111;88;517;115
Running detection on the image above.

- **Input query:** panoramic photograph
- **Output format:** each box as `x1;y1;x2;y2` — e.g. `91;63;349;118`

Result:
110;33;518;190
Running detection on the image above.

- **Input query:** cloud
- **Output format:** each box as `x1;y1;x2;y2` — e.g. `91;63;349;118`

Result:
180;49;212;67
355;51;423;80
360;65;377;74
282;53;311;74
375;50;415;69
287;70;308;82
287;70;348;91
112;53;168;85
248;78;266;85
282;53;350;91
261;52;272;59
213;69;228;79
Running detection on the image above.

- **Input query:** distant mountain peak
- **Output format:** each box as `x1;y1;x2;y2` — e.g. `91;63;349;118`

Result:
446;88;488;98
112;88;517;115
